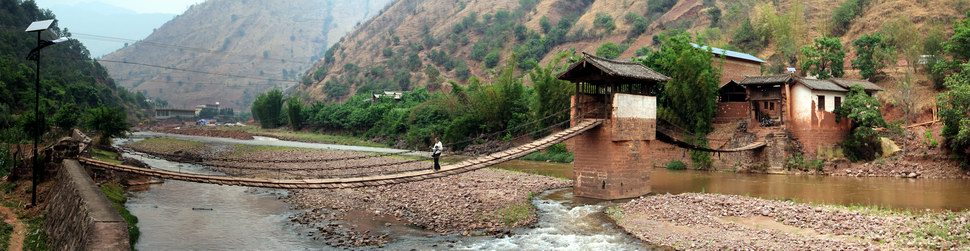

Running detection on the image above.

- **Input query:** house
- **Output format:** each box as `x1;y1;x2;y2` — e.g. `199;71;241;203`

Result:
371;91;404;102
692;43;765;85
738;74;883;154
693;44;766;123
154;108;197;120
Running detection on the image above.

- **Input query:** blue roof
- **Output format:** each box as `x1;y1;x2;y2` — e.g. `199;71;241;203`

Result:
691;43;765;63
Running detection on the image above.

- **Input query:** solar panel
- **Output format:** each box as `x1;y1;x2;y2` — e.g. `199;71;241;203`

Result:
25;19;54;32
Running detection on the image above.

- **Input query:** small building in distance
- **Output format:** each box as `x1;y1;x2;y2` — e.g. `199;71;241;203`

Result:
372;91;404;102
738;74;883;155
154;108;197;120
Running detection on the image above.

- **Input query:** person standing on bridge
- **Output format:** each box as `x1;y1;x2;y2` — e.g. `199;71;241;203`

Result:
431;137;443;171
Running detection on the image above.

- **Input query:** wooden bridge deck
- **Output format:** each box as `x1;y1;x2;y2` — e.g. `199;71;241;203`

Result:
79;119;604;189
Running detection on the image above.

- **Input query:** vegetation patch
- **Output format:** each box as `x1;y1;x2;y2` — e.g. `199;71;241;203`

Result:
100;182;139;250
494;201;534;227
23;216;46;251
127;138;205;153
90;148;122;165
665;160;687;171
521;143;573;163
0;220;12;251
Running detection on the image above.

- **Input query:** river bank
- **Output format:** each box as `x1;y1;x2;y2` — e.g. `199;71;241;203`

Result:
124;137;570;247
613;193;970;250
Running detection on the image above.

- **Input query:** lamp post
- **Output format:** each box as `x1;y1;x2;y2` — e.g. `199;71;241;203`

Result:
24;19;68;206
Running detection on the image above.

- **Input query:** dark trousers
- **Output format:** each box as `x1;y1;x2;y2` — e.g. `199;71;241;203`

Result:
432;153;441;171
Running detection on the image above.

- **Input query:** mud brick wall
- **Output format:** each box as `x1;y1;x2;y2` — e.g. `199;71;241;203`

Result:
569;120;652;199
45;160;130;251
715;102;750;123
720;58;762;84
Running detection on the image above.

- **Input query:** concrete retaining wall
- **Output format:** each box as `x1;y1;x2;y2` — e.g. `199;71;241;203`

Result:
45;159;130;251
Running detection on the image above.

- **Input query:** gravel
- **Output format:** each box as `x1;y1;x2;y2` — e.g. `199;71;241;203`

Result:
615;193;970;250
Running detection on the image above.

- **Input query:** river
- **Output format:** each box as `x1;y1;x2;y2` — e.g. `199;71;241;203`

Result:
119;134;970;250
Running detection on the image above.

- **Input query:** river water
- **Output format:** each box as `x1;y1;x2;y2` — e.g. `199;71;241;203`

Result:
120;134;970;250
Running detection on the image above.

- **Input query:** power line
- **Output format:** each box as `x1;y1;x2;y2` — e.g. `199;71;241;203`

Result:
91;58;300;84
72;32;315;65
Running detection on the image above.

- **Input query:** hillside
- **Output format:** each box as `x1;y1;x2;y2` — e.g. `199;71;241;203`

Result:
102;0;391;110
0;0;149;126
297;0;968;106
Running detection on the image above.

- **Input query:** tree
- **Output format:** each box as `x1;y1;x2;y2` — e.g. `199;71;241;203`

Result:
880;17;921;72
937;62;970;167
800;37;845;79
637;34;721;169
530;51;574;134
52;103;80;131
946;15;970;61
837;85;886;161
851;33;894;81
286;97;305;130
251;89;284;129
593;13;616;34
596;42;627;59
83;106;131;145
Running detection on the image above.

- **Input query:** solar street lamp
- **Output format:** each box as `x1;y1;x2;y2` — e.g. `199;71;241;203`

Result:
25;19;68;206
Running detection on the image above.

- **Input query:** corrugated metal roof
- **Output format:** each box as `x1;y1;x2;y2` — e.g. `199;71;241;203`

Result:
692;43;765;63
559;53;670;82
798;78;847;92
830;78;884;92
738;74;792;85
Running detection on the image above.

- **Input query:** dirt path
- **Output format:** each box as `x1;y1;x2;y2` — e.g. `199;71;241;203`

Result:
0;205;25;251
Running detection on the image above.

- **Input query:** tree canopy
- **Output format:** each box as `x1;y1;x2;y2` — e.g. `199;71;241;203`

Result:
837;85;885;161
800;37;845;79
851;33;894;81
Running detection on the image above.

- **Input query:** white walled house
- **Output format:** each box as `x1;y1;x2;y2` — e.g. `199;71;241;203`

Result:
736;74;883;155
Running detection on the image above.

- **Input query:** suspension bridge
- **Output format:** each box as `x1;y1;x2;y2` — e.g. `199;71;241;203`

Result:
67;53;770;199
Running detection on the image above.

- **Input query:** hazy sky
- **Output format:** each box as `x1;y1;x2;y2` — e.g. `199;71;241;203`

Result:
35;0;207;14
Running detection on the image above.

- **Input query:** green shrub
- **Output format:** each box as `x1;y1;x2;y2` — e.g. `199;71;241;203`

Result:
830;0;869;36
484;50;501;68
593;12;616;34
666;160;687;170
925;128;939;148
596;42;627;59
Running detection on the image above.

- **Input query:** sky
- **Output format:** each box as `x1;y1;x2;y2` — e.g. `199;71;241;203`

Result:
33;0;208;56
35;0;206;14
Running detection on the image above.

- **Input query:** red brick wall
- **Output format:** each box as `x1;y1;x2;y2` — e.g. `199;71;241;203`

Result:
715;102;750;123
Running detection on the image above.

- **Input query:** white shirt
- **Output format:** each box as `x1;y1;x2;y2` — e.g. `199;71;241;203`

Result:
432;141;443;155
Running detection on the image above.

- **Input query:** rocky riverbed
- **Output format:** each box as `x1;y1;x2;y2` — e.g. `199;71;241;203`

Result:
125;137;570;247
613;193;970;250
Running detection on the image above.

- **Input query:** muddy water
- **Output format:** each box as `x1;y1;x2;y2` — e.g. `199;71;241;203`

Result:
496;161;970;211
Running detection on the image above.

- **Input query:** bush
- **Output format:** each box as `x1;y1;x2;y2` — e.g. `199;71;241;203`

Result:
484;50;501;68
593;12;616;34
665;160;687;170
595;42;627;59
924;128;939;148
830;0;868;36
624;13;649;39
286;98;306;130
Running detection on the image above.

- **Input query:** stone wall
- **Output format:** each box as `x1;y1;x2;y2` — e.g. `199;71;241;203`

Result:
45;160;130;251
569;120;652;199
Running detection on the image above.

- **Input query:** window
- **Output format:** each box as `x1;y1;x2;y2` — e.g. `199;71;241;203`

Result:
817;95;825;110
764;101;768;109
769;102;775;111
834;96;842;110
